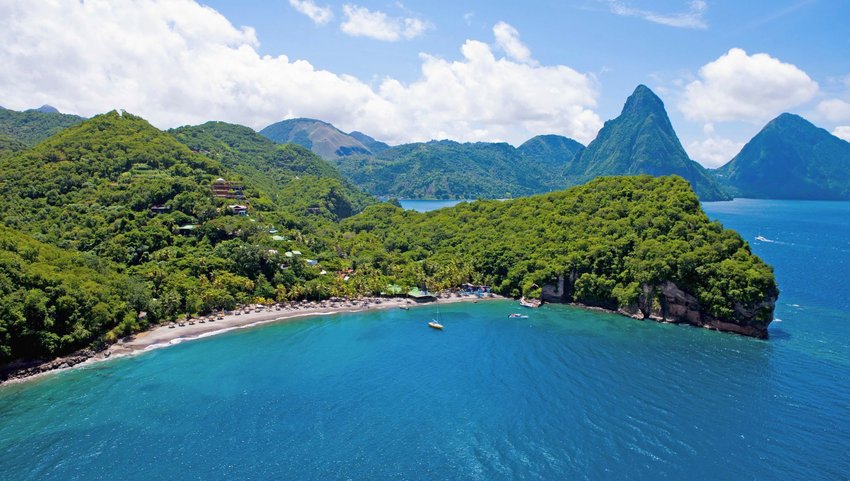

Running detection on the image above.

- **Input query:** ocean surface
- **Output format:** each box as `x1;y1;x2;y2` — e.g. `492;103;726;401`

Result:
1;199;849;480
399;199;466;212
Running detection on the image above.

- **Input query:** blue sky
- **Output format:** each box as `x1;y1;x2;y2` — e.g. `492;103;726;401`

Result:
1;0;848;167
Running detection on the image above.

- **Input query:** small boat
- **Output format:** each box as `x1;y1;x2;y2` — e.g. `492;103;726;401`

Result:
509;313;528;319
428;320;444;330
755;235;770;242
399;306;409;311
519;297;541;308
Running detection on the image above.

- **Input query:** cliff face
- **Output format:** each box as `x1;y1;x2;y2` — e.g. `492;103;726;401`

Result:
543;275;776;338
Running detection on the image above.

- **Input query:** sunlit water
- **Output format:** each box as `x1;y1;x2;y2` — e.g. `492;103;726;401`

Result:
399;199;466;212
1;199;849;480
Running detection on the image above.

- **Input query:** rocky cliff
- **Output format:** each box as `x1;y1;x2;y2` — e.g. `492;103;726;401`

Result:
543;274;776;338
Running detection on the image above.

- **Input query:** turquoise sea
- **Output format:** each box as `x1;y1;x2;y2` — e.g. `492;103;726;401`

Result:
1;199;849;480
399;199;466;212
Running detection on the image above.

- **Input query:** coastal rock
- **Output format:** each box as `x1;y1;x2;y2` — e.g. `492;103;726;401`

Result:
542;276;776;338
0;349;96;384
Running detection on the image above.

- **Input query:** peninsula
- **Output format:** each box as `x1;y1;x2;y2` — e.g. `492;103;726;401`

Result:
0;108;778;380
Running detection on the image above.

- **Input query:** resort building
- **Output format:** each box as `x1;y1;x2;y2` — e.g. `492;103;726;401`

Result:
228;204;248;216
211;178;244;199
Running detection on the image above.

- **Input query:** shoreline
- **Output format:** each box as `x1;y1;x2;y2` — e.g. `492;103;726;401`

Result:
0;293;504;386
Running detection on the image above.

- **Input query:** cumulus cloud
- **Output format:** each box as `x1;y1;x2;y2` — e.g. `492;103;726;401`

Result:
340;4;429;41
377;40;602;144
493;22;533;64
816;99;850;122
834;126;850;142
289;0;333;26
0;0;602;145
686;136;744;168
601;0;708;29
679;48;819;122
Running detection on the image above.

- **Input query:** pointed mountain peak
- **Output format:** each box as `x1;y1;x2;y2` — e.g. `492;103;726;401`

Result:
717;112;850;199
622;84;666;116
565;85;729;201
768;112;813;129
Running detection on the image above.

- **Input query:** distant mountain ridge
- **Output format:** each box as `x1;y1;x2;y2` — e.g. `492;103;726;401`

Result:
257;87;848;202
349;131;390;154
517;135;585;168
714;113;850;200
259;118;381;160
330;135;585;199
566;85;730;201
0;106;84;153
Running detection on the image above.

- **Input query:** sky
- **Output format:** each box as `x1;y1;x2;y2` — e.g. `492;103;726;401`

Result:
0;0;848;168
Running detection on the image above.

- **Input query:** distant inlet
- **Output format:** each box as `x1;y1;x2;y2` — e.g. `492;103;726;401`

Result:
398;199;467;212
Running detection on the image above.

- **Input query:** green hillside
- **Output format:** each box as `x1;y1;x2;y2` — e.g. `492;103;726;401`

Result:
0;106;84;150
0;112;779;366
341;175;776;336
518;134;585;169
0;226;139;363
714;113;850;199
566;85;730;201
170;121;374;220
0;112;372;355
331;136;583;199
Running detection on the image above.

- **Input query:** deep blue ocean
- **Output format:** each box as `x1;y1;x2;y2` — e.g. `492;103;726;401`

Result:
1;199;849;480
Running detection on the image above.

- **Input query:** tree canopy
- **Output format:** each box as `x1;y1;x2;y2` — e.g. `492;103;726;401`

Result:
0;111;777;364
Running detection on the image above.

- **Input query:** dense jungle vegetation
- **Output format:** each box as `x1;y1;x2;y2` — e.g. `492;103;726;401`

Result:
0;112;776;364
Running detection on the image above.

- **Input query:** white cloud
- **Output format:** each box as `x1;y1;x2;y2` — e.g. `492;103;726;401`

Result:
679;48;819;122
289;0;333;26
493;22;533;64
0;0;602;145
686;136;744;168
340;4;429;41
834;126;850;142
602;0;708;29
816;99;850;122
376;40;602;144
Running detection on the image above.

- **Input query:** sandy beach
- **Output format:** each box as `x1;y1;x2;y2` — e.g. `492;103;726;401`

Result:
1;293;503;385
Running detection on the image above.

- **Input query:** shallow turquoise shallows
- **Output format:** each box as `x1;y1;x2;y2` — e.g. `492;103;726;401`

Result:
1;199;849;480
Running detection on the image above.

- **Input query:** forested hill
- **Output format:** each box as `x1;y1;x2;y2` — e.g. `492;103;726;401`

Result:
330;136;584;199
0;113;778;367
169;121;374;220
259;118;380;160
0;106;84;154
517;135;585;168
0;111;375;364
341;175;777;337
714;113;850;200
565;85;730;201
0;226;140;363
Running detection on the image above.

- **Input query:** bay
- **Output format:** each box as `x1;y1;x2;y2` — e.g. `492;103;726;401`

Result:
1;199;849;480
